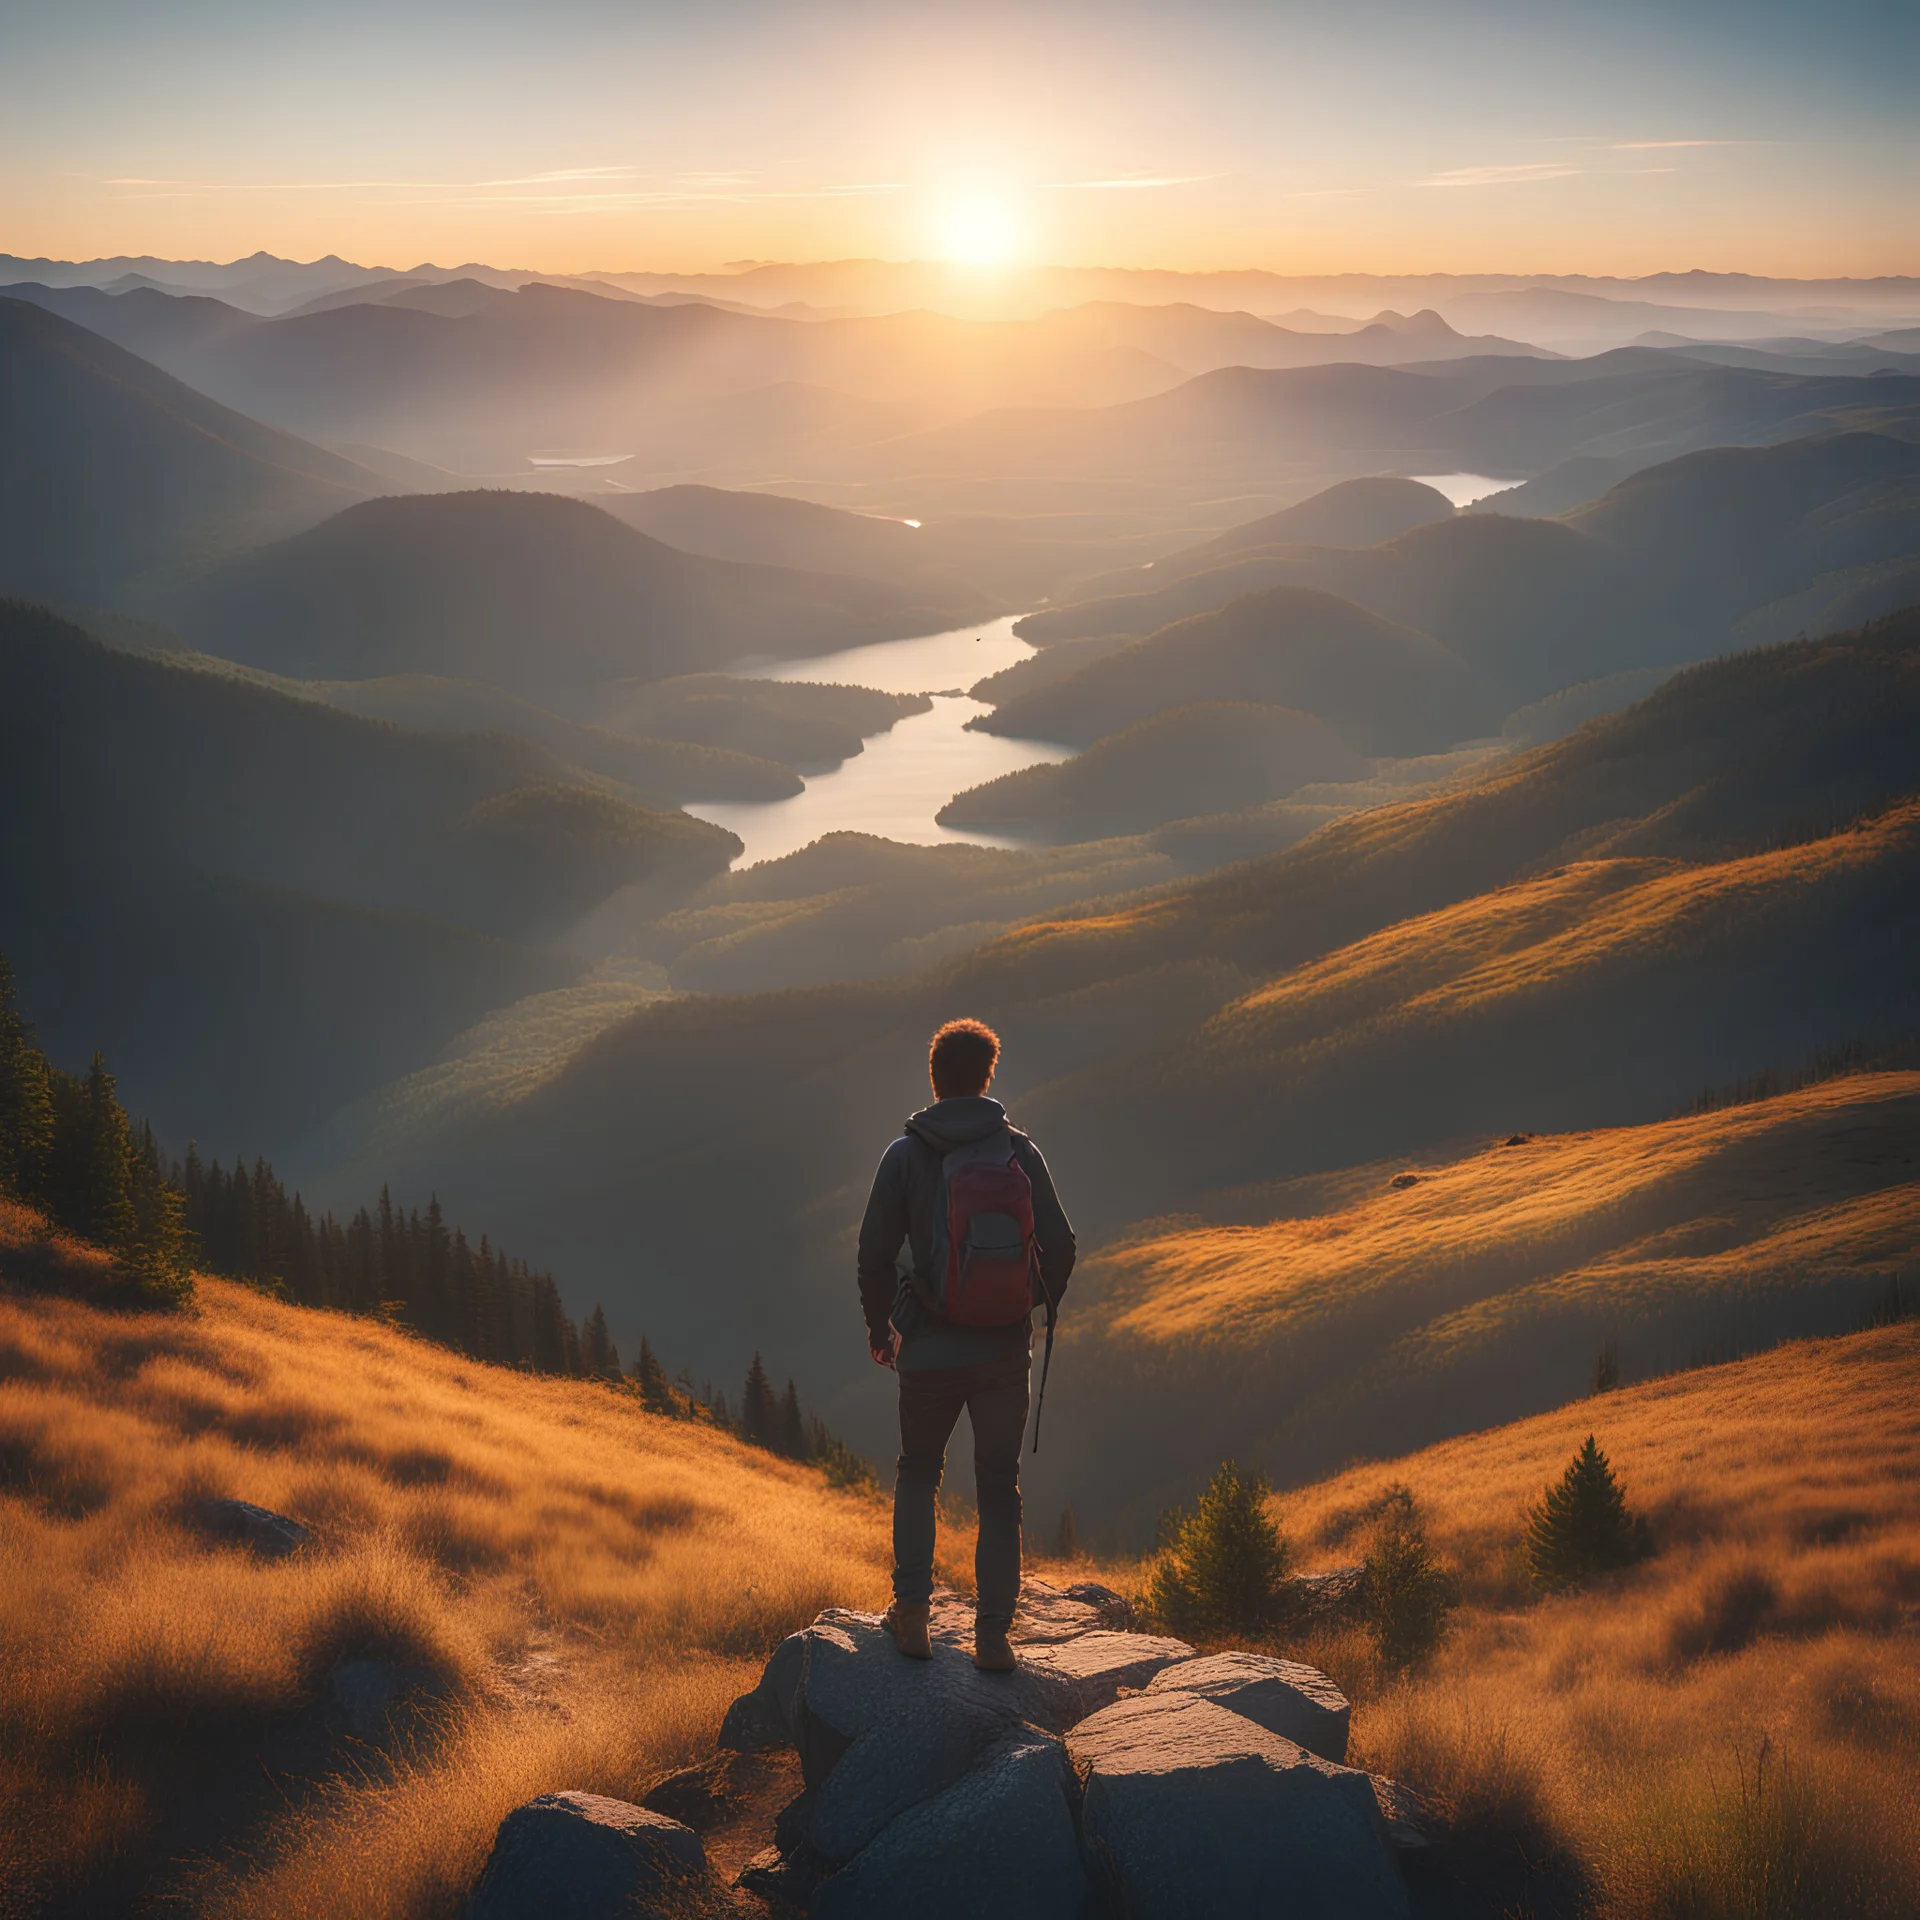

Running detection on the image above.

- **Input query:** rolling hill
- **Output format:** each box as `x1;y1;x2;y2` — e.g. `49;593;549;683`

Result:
1007;432;1920;719
0;296;379;607
0;600;739;1151
978;586;1491;753
170;491;964;702
596;484;980;600
939;702;1370;841
1041;1070;1920;1524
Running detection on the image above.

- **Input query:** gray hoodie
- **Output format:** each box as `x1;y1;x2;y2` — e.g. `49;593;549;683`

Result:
856;1095;1077;1372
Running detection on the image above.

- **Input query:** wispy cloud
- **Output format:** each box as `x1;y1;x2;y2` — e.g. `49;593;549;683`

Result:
1421;161;1584;188
102;170;905;210
1047;173;1216;191
1611;139;1742;150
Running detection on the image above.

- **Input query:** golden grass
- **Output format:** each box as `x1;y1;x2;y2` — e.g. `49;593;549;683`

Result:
1212;798;1919;1049
0;1263;901;1917
1097;1071;1920;1350
1269;1321;1920;1918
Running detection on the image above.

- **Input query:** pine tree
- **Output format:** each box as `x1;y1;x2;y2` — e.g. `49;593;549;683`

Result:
778;1380;808;1460
632;1335;673;1412
1365;1495;1456;1670
582;1303;621;1378
121;1121;192;1303
0;956;54;1206
1526;1435;1648;1591
62;1054;138;1251
1148;1461;1294;1639
740;1353;779;1448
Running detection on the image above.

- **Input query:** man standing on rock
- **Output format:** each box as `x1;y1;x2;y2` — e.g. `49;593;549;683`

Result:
857;1018;1076;1673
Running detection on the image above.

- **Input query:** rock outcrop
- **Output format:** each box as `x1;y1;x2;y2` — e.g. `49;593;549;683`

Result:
1070;1691;1409;1919
705;1577;1412;1916
810;1732;1091;1920
1144;1649;1352;1762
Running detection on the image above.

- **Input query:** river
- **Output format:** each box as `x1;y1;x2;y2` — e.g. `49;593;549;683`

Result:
693;615;1073;866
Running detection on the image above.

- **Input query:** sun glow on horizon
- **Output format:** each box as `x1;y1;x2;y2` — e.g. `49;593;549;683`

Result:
933;191;1025;267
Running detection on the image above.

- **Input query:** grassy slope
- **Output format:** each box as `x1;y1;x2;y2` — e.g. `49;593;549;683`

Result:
1043;1071;1920;1525
1264;1320;1920;1919
0;1223;897;1920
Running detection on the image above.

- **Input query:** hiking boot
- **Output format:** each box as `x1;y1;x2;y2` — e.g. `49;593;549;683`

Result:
884;1600;932;1660
973;1622;1017;1672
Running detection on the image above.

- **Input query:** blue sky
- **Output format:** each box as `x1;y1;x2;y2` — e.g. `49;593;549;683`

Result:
2;0;1912;272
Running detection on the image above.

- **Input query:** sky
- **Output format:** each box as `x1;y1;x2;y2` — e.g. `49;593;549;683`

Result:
1;0;1913;277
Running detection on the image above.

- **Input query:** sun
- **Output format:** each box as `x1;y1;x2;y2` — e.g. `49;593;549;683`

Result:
935;192;1023;267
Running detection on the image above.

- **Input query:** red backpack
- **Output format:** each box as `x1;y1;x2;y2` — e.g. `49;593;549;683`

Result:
917;1127;1039;1327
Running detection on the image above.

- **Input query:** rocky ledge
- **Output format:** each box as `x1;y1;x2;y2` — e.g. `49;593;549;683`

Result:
467;1578;1437;1918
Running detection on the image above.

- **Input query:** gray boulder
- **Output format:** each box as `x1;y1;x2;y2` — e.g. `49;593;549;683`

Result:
1290;1563;1372;1625
756;1610;1079;1861
467;1792;709;1920
1020;1629;1196;1719
1069;1692;1408;1920
1145;1652;1351;1761
196;1497;310;1558
812;1732;1093;1920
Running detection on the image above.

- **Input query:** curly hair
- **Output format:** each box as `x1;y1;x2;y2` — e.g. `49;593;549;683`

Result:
928;1018;1001;1098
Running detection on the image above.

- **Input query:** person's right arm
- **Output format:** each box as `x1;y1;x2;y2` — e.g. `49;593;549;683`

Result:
856;1139;908;1363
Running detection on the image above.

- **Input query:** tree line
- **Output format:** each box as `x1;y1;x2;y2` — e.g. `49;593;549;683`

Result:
0;955;871;1479
1;959;190;1302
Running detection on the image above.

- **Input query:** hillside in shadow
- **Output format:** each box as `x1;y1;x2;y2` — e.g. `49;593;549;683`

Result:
170;492;970;703
0;297;378;608
0;602;737;1151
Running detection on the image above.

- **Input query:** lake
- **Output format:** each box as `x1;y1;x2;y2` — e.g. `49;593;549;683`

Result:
694;615;1074;866
1407;472;1522;507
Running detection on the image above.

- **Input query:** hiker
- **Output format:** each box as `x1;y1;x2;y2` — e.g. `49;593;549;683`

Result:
857;1018;1075;1672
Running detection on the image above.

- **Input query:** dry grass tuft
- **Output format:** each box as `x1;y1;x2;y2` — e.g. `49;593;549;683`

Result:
0;1272;901;1916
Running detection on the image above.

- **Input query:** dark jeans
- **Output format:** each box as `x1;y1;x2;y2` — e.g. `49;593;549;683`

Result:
893;1350;1030;1629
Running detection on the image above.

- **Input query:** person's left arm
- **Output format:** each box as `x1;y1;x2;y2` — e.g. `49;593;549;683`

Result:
1018;1136;1076;1308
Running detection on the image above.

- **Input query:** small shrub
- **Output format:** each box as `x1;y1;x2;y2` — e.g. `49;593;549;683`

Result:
812;1433;879;1495
1149;1459;1293;1639
1526;1434;1649;1591
1365;1493;1457;1671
